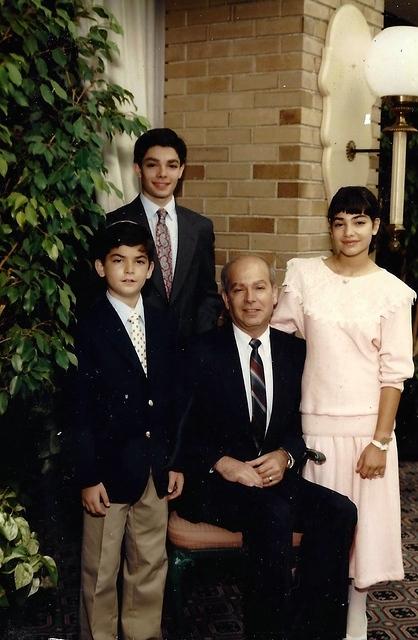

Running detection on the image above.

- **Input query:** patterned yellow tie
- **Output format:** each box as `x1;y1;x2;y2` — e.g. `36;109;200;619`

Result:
128;313;147;375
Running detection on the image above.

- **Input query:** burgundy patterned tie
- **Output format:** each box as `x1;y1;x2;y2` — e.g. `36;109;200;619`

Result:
249;338;267;451
155;208;173;298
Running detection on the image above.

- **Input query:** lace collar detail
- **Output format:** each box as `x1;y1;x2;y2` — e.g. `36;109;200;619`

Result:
283;257;416;327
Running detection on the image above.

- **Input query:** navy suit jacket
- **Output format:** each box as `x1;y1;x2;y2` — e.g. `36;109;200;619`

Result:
71;295;179;503
176;325;307;520
106;195;222;342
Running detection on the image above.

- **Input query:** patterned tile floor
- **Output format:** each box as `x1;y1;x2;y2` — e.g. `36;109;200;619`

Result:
0;462;417;640
366;463;418;640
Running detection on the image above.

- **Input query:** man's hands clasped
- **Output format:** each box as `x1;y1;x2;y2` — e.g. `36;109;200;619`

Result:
214;449;290;488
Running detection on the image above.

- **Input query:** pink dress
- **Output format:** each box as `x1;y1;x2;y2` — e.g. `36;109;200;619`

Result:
271;256;416;588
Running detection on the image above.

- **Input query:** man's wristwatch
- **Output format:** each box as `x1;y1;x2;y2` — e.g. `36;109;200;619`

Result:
371;437;392;451
279;448;294;469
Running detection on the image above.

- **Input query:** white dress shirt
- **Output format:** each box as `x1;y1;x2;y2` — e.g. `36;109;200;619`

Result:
233;325;273;435
140;193;178;272
106;291;146;348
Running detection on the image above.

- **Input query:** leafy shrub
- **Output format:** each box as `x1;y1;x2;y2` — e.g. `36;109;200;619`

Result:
0;0;148;415
0;487;58;607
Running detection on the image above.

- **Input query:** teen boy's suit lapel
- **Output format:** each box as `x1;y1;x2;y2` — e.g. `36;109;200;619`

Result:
169;207;198;304
127;196;198;305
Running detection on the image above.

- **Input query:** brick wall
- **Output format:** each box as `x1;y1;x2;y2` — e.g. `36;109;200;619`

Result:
164;0;384;280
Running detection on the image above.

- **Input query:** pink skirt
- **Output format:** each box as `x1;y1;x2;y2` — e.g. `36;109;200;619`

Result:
302;414;404;589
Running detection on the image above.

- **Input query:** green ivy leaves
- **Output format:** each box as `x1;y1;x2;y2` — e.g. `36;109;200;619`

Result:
0;1;148;414
0;489;58;605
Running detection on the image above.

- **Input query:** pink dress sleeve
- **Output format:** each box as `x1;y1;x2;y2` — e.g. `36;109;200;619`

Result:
378;302;415;391
271;259;306;338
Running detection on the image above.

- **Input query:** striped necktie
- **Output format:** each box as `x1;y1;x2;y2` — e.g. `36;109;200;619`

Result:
249;338;266;451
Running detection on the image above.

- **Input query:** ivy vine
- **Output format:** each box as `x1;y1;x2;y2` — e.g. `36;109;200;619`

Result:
0;0;148;415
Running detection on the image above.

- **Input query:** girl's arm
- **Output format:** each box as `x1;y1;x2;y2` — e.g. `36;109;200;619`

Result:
356;386;401;480
373;386;402;443
357;298;414;480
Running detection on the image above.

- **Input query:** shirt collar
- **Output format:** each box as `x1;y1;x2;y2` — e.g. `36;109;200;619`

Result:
106;291;145;324
140;193;176;220
233;324;271;350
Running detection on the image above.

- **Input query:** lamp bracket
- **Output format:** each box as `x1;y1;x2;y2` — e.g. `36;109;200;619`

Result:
346;141;380;162
387;224;405;253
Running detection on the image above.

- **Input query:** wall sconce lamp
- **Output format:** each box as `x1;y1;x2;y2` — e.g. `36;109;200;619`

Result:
320;6;418;251
319;5;377;205
365;26;418;247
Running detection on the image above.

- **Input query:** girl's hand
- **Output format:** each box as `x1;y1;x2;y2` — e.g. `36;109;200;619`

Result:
356;443;386;479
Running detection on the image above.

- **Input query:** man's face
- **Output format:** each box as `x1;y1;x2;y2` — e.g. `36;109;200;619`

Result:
222;257;278;337
95;244;154;308
134;145;184;206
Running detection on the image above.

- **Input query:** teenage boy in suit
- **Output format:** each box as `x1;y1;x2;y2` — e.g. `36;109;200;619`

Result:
72;221;183;640
176;255;357;640
106;127;222;343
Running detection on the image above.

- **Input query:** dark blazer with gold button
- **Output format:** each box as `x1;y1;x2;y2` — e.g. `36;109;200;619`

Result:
71;294;178;503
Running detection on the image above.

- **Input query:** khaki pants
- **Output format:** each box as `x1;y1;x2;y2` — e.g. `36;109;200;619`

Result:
80;475;168;640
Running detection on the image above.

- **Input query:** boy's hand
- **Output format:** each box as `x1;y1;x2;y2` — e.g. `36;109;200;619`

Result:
167;471;184;500
81;482;110;516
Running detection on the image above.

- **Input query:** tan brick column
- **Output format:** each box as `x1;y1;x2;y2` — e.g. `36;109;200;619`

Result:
164;0;384;280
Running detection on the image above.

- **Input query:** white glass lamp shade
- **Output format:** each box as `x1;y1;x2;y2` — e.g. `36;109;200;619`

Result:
365;26;418;98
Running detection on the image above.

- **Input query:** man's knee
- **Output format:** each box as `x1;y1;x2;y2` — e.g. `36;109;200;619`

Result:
312;481;357;523
248;493;293;539
335;493;357;526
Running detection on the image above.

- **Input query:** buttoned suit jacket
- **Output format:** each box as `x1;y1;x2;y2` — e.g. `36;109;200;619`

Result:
106;195;222;342
175;325;357;640
71;294;178;503
176;324;307;522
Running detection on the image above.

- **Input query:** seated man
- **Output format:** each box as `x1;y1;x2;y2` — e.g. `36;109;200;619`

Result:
175;255;357;640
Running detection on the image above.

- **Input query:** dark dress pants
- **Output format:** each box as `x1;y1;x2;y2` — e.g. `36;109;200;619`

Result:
178;471;357;640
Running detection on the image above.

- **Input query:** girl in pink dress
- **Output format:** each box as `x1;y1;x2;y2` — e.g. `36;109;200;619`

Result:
271;186;416;640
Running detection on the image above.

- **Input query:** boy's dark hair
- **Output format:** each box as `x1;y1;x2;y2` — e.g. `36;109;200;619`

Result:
92;221;154;263
328;186;380;222
133;128;187;166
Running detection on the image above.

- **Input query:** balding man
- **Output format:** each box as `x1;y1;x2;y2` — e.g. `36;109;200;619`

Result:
176;256;357;640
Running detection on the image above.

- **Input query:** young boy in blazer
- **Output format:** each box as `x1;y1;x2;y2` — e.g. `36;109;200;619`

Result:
72;221;183;640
